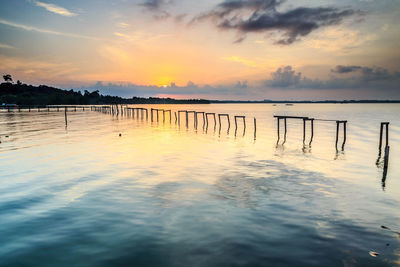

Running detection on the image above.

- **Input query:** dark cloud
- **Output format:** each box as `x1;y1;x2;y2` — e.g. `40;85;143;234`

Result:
331;65;394;81
267;65;400;90
139;0;165;10
331;65;362;73
192;0;357;44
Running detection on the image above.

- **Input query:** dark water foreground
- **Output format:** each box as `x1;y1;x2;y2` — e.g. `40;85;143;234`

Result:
1;104;399;266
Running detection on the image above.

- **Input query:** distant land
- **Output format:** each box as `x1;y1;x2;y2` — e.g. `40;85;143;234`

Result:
1;81;399;105
0;82;209;105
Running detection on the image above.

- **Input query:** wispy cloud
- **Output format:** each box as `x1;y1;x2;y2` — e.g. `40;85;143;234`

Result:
0;43;14;49
0;19;99;40
32;1;77;17
221;56;259;67
117;22;130;28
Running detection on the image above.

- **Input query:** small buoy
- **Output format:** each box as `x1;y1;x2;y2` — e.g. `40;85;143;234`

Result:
119;133;122;137
369;251;379;257
5;136;9;138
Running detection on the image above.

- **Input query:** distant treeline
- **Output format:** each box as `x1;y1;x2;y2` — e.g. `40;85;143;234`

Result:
0;82;210;105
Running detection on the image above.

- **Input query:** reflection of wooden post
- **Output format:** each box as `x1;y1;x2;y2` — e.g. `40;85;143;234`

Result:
174;112;177;123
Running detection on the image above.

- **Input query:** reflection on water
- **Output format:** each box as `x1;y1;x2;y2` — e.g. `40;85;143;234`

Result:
0;104;400;266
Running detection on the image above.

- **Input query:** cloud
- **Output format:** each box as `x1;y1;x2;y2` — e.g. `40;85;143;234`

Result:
331;65;362;73
331;65;393;81
139;0;172;10
192;0;358;44
32;1;77;17
0;43;14;49
117;22;130;28
266;65;400;90
78;80;250;98
0;19;99;40
267;66;301;87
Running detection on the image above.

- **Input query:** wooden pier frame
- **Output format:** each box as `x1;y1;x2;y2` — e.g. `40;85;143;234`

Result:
303;118;314;146
177;110;187;126
335;120;347;151
218;114;230;131
195;112;205;129
234;116;246;136
274;115;309;145
187;111;196;127
205;113;216;129
162;109;172;122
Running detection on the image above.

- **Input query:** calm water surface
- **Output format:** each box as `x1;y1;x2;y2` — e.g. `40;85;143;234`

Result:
1;104;400;266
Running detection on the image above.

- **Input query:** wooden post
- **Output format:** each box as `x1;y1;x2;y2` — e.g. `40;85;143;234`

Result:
277;118;280;142
342;121;347;150
254;117;256;140
335;121;339;150
65;107;68;126
309;119;314;146
284;118;287;143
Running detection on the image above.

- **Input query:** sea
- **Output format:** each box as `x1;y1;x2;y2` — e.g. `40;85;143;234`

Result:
0;103;399;266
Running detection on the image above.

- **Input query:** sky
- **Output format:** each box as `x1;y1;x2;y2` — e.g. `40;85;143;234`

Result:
0;0;399;100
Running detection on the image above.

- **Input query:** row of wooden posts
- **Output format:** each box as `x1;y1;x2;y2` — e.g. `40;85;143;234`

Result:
89;105;255;138
2;105;390;151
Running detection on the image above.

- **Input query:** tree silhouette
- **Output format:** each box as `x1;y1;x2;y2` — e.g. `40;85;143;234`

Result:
3;74;12;83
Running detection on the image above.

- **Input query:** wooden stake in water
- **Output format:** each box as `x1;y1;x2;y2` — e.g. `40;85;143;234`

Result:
254;117;257;140
65;107;68;126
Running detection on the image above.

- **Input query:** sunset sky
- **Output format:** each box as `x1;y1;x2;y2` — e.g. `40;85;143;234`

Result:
0;0;399;100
